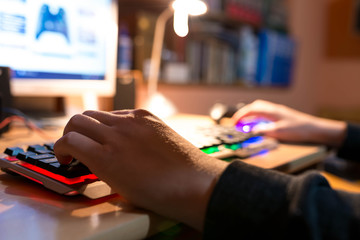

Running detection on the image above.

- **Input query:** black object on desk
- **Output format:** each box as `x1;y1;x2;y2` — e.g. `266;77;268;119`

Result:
0;66;12;135
209;102;246;124
113;73;135;110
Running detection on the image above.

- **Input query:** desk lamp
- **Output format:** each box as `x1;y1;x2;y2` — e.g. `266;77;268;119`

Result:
145;0;207;118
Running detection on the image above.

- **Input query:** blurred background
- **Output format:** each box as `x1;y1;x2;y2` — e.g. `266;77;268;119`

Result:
115;0;360;122
8;0;360;123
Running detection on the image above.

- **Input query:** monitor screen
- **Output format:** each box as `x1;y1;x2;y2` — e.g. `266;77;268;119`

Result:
0;0;118;97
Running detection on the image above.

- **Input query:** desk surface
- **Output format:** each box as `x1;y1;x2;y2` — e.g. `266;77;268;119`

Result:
0;114;327;240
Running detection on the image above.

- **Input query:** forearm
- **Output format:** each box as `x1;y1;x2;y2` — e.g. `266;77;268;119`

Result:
161;153;229;231
308;116;346;147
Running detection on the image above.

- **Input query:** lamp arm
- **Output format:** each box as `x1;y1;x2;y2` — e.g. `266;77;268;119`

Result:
147;8;173;97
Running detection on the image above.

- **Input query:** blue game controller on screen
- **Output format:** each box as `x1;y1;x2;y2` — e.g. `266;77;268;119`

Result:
35;4;69;43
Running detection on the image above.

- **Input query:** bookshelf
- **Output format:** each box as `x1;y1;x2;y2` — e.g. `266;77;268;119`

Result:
120;0;295;89
117;0;300;113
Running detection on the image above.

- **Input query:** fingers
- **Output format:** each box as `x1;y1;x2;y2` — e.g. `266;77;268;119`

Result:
251;121;277;135
83;109;148;125
63;113;112;144
232;107;276;124
54;131;103;166
82;110;119;126
231;100;280;124
56;109;159;167
232;110;275;123
112;108;161;121
111;109;134;115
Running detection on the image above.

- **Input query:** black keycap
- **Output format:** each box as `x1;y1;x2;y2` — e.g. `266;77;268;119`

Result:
27;154;55;164
17;153;53;165
37;158;59;168
65;161;92;178
16;151;37;161
47;162;62;173
44;143;54;151
38;158;92;178
27;144;46;152
4;147;24;157
34;149;54;155
28;154;54;160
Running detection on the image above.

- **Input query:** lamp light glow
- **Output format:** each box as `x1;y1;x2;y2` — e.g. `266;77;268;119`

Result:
172;0;207;37
173;9;189;37
145;0;207;118
172;0;207;16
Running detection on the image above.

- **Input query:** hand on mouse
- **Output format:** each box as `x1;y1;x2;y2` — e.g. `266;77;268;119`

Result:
232;99;346;147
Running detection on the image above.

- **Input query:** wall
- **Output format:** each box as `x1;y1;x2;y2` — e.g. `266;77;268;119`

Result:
136;0;326;116
315;0;360;121
317;61;360;110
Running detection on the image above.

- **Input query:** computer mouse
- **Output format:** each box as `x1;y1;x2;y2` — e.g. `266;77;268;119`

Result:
235;118;273;133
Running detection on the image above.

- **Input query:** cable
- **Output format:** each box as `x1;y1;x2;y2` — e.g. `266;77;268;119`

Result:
0;109;53;140
3;107;32;122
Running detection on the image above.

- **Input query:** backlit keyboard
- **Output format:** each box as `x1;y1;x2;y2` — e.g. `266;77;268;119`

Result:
0;143;113;199
179;125;278;159
0;125;277;198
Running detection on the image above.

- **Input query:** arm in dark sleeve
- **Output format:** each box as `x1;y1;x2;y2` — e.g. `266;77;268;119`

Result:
337;123;360;161
203;161;360;240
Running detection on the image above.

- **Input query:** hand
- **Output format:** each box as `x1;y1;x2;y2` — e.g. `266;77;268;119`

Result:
54;109;228;230
232;100;346;147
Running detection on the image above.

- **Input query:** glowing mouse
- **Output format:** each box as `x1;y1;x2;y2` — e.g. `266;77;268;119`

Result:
236;118;273;133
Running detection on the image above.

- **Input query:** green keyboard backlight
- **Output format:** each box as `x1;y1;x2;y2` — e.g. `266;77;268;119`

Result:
201;146;220;154
224;143;242;151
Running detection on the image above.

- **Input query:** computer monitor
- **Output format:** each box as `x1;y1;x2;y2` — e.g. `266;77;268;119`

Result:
0;0;118;111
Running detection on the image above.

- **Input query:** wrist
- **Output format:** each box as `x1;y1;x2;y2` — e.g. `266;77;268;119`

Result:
176;154;229;231
311;117;346;147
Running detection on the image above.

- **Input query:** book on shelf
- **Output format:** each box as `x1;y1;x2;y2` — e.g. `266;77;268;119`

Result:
132;1;293;86
256;30;296;87
262;0;289;32
225;0;264;26
204;0;289;31
184;21;239;85
183;25;295;87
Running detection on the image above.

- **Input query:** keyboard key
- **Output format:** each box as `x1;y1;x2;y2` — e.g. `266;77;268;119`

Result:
37;158;59;168
43;160;92;178
16;151;37;161
27;154;55;164
27;144;46;152
33;149;54;155
65;162;92;178
44;143;54;151
4;147;24;157
28;154;54;160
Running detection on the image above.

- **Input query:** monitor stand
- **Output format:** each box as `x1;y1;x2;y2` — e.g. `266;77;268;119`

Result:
29;93;101;128
64;92;100;117
13;93;101;128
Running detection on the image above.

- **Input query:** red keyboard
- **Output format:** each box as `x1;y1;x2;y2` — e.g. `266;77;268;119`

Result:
0;143;114;199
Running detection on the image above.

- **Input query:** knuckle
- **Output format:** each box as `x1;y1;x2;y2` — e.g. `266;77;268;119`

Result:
134;108;153;117
55;132;77;151
62;131;77;143
68;114;84;126
83;110;97;116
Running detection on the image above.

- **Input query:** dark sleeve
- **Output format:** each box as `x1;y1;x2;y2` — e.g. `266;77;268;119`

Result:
203;161;360;240
337;123;360;161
